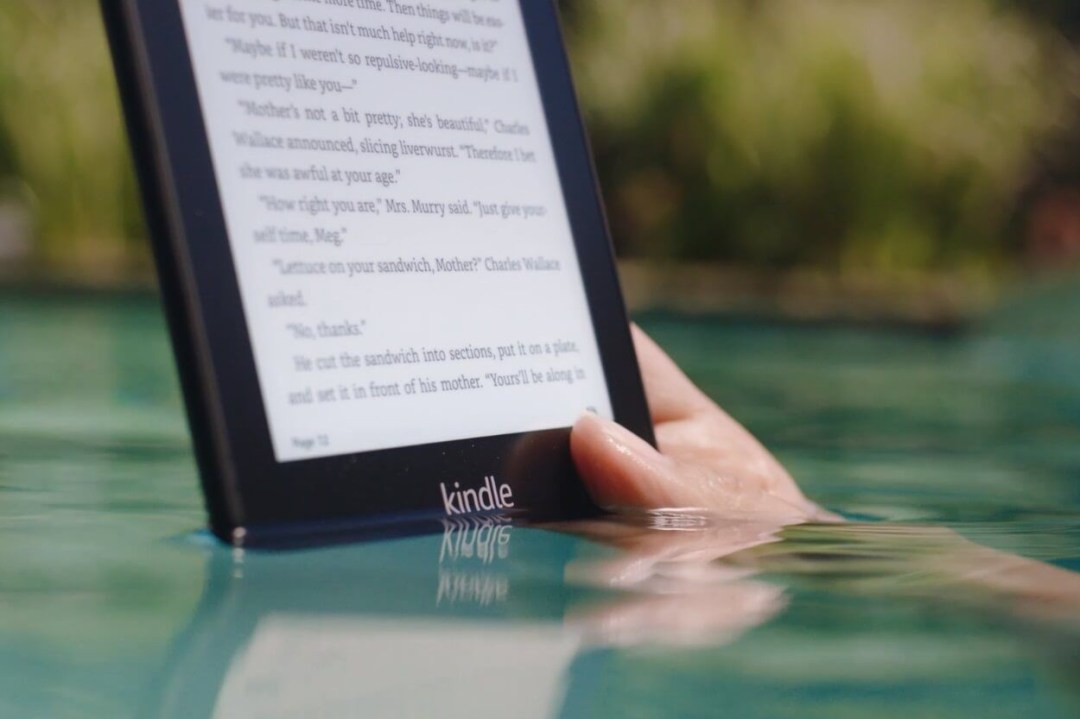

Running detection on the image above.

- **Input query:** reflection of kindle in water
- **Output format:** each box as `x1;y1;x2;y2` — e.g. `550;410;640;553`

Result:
147;526;590;718
102;1;653;544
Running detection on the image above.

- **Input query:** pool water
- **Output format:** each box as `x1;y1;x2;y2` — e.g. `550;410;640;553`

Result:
1;290;1079;718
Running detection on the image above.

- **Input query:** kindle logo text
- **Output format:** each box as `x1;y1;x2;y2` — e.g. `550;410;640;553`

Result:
440;476;515;516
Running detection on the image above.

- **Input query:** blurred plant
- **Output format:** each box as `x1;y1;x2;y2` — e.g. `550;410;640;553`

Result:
0;1;144;282
2;0;1080;283
563;0;1080;275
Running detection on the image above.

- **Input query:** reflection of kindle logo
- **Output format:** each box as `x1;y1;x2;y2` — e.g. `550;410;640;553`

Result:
440;477;516;516
437;518;512;606
439;517;512;565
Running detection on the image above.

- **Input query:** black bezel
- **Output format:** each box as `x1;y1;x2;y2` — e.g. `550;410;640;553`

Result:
101;0;654;545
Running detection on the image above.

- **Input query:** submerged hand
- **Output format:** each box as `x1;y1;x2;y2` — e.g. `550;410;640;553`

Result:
571;326;831;523
564;327;1080;649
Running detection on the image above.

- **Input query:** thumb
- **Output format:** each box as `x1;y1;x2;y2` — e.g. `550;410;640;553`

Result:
571;413;683;511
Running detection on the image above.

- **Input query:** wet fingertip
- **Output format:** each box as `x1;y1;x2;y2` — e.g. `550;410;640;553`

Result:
570;411;603;453
571;414;674;510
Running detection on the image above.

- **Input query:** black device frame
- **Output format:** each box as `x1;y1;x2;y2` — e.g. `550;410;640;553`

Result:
101;0;654;546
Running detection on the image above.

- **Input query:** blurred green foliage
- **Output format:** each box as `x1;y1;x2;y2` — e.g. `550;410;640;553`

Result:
563;0;1080;273
0;1;142;281
1;0;1079;282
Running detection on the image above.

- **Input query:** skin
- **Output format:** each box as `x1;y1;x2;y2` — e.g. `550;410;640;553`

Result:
562;326;1080;645
554;325;834;645
570;325;832;523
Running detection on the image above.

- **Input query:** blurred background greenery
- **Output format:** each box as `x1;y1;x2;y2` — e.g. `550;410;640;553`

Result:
2;0;1080;314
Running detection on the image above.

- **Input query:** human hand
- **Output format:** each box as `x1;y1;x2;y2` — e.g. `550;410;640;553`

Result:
565;327;1080;646
571;325;833;524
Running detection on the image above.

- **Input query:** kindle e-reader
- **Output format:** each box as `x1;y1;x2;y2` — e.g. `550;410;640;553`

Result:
102;0;653;545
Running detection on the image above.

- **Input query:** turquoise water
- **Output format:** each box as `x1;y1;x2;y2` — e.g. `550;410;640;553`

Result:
1;290;1079;717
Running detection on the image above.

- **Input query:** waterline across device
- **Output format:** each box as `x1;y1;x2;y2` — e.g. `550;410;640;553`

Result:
102;0;653;545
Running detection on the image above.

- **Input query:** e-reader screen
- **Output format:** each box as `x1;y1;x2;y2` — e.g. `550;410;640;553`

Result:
175;1;614;463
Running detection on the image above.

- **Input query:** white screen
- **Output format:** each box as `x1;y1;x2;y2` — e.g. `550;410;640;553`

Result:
177;0;613;462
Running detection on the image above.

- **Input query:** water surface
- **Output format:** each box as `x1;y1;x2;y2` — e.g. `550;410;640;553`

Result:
1;291;1079;717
